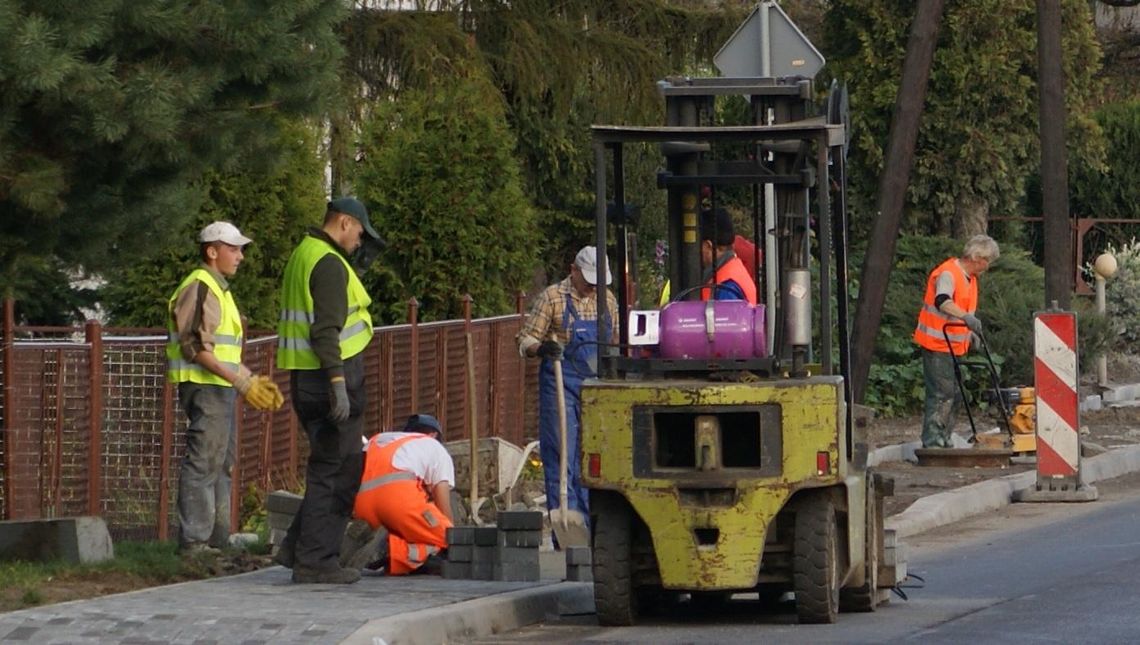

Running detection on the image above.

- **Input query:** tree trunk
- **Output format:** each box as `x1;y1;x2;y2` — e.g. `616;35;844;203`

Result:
952;194;989;238
850;0;947;404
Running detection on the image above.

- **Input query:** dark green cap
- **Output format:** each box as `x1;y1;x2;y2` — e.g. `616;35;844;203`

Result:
328;197;382;244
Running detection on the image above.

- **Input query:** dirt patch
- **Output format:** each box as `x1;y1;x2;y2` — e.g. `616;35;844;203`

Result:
867;400;1140;518
0;551;273;614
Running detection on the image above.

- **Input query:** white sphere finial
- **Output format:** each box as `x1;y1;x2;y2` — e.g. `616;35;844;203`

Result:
1094;253;1118;279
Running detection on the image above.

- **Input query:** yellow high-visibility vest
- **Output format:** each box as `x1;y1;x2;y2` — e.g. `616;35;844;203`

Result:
166;269;243;386
276;235;373;369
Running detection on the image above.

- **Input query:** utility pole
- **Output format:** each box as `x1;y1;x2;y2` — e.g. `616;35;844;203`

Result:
1038;0;1072;308
850;1;946;404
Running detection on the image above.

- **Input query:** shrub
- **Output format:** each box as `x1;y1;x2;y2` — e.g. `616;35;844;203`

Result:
352;73;539;323
1095;239;1140;349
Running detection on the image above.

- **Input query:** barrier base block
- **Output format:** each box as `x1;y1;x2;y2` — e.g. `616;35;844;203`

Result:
1014;482;1098;503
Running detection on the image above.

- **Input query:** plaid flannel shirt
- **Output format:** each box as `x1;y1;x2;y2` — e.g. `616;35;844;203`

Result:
516;277;618;357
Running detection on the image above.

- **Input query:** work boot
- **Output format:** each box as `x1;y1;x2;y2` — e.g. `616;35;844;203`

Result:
343;525;390;572
291;564;362;584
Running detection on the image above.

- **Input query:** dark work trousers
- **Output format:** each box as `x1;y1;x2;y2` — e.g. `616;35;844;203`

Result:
177;382;237;548
283;354;367;571
921;348;963;448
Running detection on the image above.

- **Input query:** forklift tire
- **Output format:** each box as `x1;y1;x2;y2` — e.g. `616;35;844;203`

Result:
593;493;638;626
840;476;881;613
793;497;840;624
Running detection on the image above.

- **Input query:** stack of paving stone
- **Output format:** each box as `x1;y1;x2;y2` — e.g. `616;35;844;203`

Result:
564;545;592;582
443;511;542;581
266;490;302;547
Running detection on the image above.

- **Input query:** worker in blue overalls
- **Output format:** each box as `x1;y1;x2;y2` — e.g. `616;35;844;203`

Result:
517;246;616;538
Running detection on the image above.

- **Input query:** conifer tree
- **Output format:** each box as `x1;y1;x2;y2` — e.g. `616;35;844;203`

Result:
0;1;345;315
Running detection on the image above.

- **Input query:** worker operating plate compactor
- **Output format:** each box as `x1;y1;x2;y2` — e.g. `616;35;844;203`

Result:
578;74;905;626
914;322;1037;469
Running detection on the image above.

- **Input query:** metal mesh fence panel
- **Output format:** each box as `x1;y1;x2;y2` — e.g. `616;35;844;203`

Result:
101;335;176;541
0;311;535;536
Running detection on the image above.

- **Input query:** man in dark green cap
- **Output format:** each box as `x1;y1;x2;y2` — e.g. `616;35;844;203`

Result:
274;197;384;584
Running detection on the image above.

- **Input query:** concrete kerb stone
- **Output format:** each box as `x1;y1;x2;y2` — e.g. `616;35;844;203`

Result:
886;444;1140;539
341;581;593;645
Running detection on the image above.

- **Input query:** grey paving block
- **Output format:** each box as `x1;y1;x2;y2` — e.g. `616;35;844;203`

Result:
498;529;541;548
446;526;475;545
441;560;471;579
566;564;593;582
267;511;294;531
494;562;540;582
564;546;591;566
472;545;497;564
447;545;474;563
269;527;287;547
471;561;495;580
497;546;539;567
496;511;543;531
473;527;499;546
266;491;303;515
0;516;113;564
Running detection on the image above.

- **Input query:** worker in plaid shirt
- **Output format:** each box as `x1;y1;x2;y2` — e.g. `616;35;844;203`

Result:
517;246;616;538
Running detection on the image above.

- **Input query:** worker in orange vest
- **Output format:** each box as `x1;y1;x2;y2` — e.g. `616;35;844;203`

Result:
913;235;1000;448
344;414;455;575
698;208;758;304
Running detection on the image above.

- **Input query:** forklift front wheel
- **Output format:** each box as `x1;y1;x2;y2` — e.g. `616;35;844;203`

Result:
793;497;841;624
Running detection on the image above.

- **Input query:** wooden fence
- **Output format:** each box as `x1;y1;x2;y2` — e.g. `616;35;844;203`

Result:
0;297;539;541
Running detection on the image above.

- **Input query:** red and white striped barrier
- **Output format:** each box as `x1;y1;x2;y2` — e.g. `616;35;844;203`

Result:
1033;311;1080;482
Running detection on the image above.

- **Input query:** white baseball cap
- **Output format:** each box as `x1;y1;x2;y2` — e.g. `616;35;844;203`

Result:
575;245;612;286
198;221;252;246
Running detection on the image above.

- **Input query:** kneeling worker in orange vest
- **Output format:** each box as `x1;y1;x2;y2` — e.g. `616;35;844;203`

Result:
348;414;455;575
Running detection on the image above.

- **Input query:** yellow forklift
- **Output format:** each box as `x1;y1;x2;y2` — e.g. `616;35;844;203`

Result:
580;76;901;625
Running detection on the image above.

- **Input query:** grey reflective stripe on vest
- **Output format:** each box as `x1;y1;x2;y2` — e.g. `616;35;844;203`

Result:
358;470;418;495
168;359;241;374
279;309;315;324
347;304;359;315
915;322;970;342
340;320;369;342
408;544;422;564
922;303;948;319
277;336;312;351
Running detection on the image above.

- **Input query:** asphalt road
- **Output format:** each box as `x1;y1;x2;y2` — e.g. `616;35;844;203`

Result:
475;482;1140;644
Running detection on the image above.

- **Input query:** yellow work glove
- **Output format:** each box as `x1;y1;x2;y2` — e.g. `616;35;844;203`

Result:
244;375;284;411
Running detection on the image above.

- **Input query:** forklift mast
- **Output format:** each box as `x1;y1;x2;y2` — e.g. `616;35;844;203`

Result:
589;76;853;446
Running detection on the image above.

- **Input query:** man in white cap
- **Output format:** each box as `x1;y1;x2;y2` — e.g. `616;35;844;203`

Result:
166;221;283;557
516;245;617;540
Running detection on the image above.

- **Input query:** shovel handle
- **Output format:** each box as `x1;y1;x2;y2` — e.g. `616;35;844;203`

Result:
553;357;569;528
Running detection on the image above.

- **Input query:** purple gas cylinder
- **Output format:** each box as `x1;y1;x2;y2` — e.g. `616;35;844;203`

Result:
655;300;767;359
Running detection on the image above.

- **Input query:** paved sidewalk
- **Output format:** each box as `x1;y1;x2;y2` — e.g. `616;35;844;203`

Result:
5;442;1140;644
0;564;585;644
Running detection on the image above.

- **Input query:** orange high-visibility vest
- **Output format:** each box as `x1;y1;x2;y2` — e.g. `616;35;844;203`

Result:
913;258;978;356
700;255;758;304
353;435;424;528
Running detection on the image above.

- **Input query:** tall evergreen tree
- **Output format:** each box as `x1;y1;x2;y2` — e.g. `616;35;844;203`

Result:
351;70;540;323
337;2;742;279
100;118;328;329
0;1;345;318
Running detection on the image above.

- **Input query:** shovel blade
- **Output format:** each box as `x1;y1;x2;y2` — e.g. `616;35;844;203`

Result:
549;508;590;548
